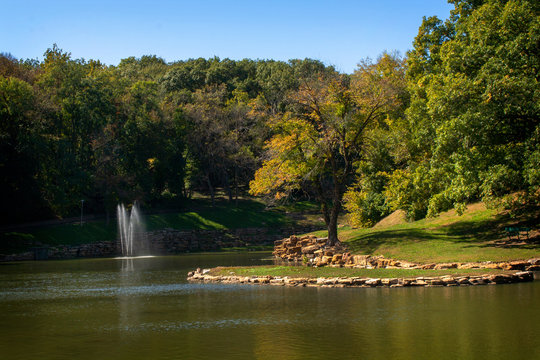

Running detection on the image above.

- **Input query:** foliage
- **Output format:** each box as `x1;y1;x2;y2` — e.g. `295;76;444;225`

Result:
249;54;406;243
386;0;540;219
0;48;338;223
1;2;538;229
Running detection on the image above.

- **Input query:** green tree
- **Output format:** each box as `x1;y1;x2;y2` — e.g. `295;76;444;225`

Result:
250;55;405;245
394;0;539;218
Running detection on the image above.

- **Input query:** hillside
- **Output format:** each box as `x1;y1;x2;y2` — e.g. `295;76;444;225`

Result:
309;203;539;264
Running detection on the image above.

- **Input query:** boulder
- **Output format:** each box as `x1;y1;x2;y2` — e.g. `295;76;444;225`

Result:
302;245;321;254
434;263;458;270
365;278;381;286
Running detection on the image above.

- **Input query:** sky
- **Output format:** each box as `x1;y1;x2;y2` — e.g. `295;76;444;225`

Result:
1;0;453;74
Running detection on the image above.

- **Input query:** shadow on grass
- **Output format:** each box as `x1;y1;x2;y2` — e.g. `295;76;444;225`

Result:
345;211;540;255
146;199;292;231
438;212;540;250
345;228;443;254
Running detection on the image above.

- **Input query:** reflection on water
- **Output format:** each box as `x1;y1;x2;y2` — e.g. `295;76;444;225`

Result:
121;258;133;272
0;253;538;360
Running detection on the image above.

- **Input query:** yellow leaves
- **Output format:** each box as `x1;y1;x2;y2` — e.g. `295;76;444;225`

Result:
147;157;157;170
265;133;298;154
248;158;304;199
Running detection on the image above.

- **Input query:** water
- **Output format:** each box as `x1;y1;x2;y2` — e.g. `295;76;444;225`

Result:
117;202;147;257
0;253;538;360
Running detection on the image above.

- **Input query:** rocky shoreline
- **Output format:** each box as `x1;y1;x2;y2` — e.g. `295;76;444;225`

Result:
185;233;539;289
187;268;535;288
273;235;540;271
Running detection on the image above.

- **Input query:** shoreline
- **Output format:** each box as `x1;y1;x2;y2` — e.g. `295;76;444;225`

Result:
187;268;535;288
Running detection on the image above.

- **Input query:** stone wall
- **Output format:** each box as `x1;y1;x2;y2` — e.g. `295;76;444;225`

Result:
147;225;321;254
187;269;535;288
0;225;322;261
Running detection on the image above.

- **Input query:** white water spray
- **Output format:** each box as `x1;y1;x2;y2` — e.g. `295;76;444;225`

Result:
117;202;147;257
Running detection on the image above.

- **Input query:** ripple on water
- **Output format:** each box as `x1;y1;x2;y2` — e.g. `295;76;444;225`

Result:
0;282;258;301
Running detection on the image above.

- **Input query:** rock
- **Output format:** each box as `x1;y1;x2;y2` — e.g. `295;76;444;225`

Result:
365;278;381;286
502;261;528;271
376;258;391;268
301;244;320;254
441;277;457;285
351;278;366;286
514;271;533;281
381;278;398;286
434;263;458;270
458;263;480;269
337;278;353;286
352;255;370;266
318;256;331;266
428;278;445;286
484;263;502;269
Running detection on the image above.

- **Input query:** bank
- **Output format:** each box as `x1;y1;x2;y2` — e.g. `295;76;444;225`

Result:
187;266;535;288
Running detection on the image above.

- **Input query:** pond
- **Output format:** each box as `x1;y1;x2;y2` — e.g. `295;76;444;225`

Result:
0;252;538;360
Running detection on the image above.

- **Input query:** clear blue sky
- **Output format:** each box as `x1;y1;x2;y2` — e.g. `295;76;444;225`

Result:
1;0;453;73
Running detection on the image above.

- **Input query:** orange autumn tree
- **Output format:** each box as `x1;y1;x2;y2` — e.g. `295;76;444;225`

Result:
249;54;405;245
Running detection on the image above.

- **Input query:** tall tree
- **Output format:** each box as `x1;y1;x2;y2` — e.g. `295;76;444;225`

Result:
393;0;540;217
250;55;405;245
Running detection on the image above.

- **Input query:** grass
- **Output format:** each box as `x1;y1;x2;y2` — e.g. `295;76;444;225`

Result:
308;203;540;264
209;265;512;279
0;198;296;253
146;199;291;231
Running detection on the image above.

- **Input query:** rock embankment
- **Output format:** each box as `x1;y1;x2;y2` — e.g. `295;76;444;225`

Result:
187;268;534;288
273;235;540;271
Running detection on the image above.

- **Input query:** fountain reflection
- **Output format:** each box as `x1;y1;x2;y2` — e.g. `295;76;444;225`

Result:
121;258;134;272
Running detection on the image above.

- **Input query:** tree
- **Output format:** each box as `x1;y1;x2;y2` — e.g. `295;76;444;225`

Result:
396;0;540;217
250;54;405;245
182;85;234;205
0;75;50;223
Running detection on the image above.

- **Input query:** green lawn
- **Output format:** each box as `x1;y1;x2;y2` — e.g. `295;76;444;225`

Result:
209;265;511;279
308;204;539;264
146;199;291;231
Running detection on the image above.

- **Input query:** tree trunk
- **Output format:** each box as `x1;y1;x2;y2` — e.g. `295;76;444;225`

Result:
234;165;239;207
224;174;233;202
206;175;215;207
326;203;340;246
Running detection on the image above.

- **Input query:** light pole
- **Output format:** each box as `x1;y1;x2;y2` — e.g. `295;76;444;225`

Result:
80;200;85;226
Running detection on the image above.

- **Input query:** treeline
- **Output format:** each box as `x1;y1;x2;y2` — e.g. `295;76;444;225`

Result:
1;0;538;231
0;47;336;223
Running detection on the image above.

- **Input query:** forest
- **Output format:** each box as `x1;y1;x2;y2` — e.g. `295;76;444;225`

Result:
1;0;538;244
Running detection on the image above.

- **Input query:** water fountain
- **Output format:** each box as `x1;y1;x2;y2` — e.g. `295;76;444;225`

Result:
117;202;149;258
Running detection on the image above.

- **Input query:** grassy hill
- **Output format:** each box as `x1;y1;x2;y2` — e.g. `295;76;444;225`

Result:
309;203;539;264
1;198;324;254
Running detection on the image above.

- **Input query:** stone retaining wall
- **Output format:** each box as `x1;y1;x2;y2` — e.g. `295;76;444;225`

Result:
274;235;540;272
0;225;322;261
187;269;535;288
